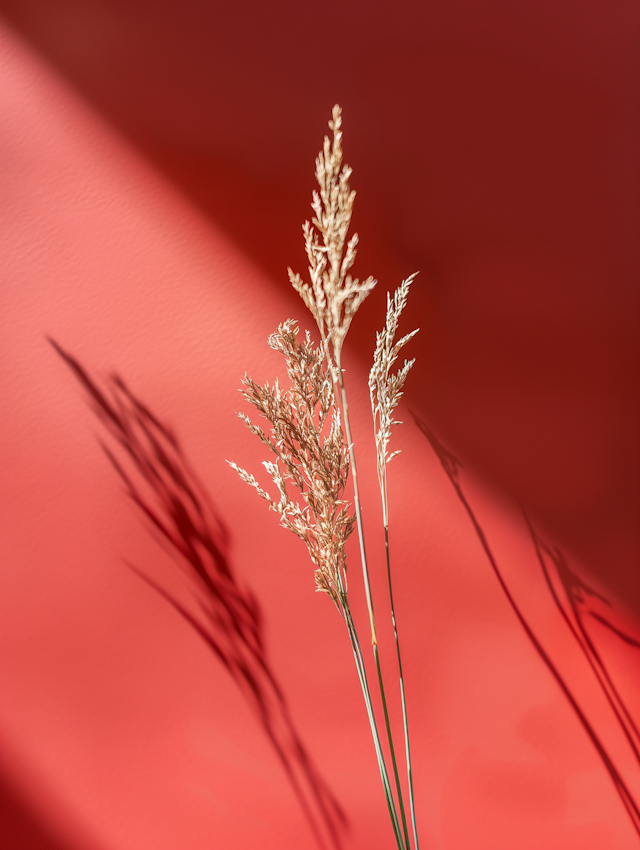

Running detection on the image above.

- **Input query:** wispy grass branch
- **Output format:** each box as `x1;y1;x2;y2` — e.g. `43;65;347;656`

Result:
229;321;406;848
231;106;424;848
370;275;420;850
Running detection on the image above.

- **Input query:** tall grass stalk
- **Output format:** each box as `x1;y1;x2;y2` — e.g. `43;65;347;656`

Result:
337;368;412;850
381;471;419;850
369;276;421;850
230;106;419;847
339;579;406;850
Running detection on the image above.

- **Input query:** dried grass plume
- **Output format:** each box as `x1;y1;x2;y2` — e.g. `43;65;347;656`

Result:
228;321;355;609
288;105;377;374
369;274;419;494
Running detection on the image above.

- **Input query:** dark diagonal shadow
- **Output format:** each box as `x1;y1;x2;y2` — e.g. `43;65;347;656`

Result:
413;414;640;839
590;613;640;649
50;339;347;850
523;513;640;768
0;765;83;850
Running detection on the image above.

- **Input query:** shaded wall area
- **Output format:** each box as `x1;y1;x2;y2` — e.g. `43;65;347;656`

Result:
1;0;637;616
1;6;639;850
0;769;69;850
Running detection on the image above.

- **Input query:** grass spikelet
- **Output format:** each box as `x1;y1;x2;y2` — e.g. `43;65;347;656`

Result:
288;105;377;372
231;107;417;850
369;273;420;500
228;320;355;608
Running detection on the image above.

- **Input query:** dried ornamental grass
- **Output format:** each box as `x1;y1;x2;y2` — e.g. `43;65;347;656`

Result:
370;273;420;515
230;106;420;850
228;321;355;609
369;275;420;849
288;104;377;375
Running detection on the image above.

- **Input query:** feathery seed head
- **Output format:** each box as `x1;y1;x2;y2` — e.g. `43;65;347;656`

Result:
288;105;377;375
229;321;355;611
369;273;420;495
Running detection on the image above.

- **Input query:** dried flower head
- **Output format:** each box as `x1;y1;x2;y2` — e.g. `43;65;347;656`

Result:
228;320;356;610
369;274;419;494
288;105;377;374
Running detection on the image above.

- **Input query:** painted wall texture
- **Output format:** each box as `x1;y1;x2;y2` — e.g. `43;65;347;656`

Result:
1;2;639;848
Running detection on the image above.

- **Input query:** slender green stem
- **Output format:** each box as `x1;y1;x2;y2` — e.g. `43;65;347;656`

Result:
374;642;411;849
337;582;405;849
336;368;410;849
383;468;420;850
337;369;377;645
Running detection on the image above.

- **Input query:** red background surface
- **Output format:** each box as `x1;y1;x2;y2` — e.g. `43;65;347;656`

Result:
1;1;639;848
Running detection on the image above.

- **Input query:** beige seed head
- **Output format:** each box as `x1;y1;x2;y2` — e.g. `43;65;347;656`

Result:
288;105;377;375
369;273;420;494
228;321;356;611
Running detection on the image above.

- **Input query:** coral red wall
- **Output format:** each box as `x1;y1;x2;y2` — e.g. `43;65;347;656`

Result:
0;2;638;848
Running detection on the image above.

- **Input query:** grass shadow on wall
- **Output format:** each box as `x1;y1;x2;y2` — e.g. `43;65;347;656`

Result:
50;339;347;850
413;414;640;839
523;513;640;766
